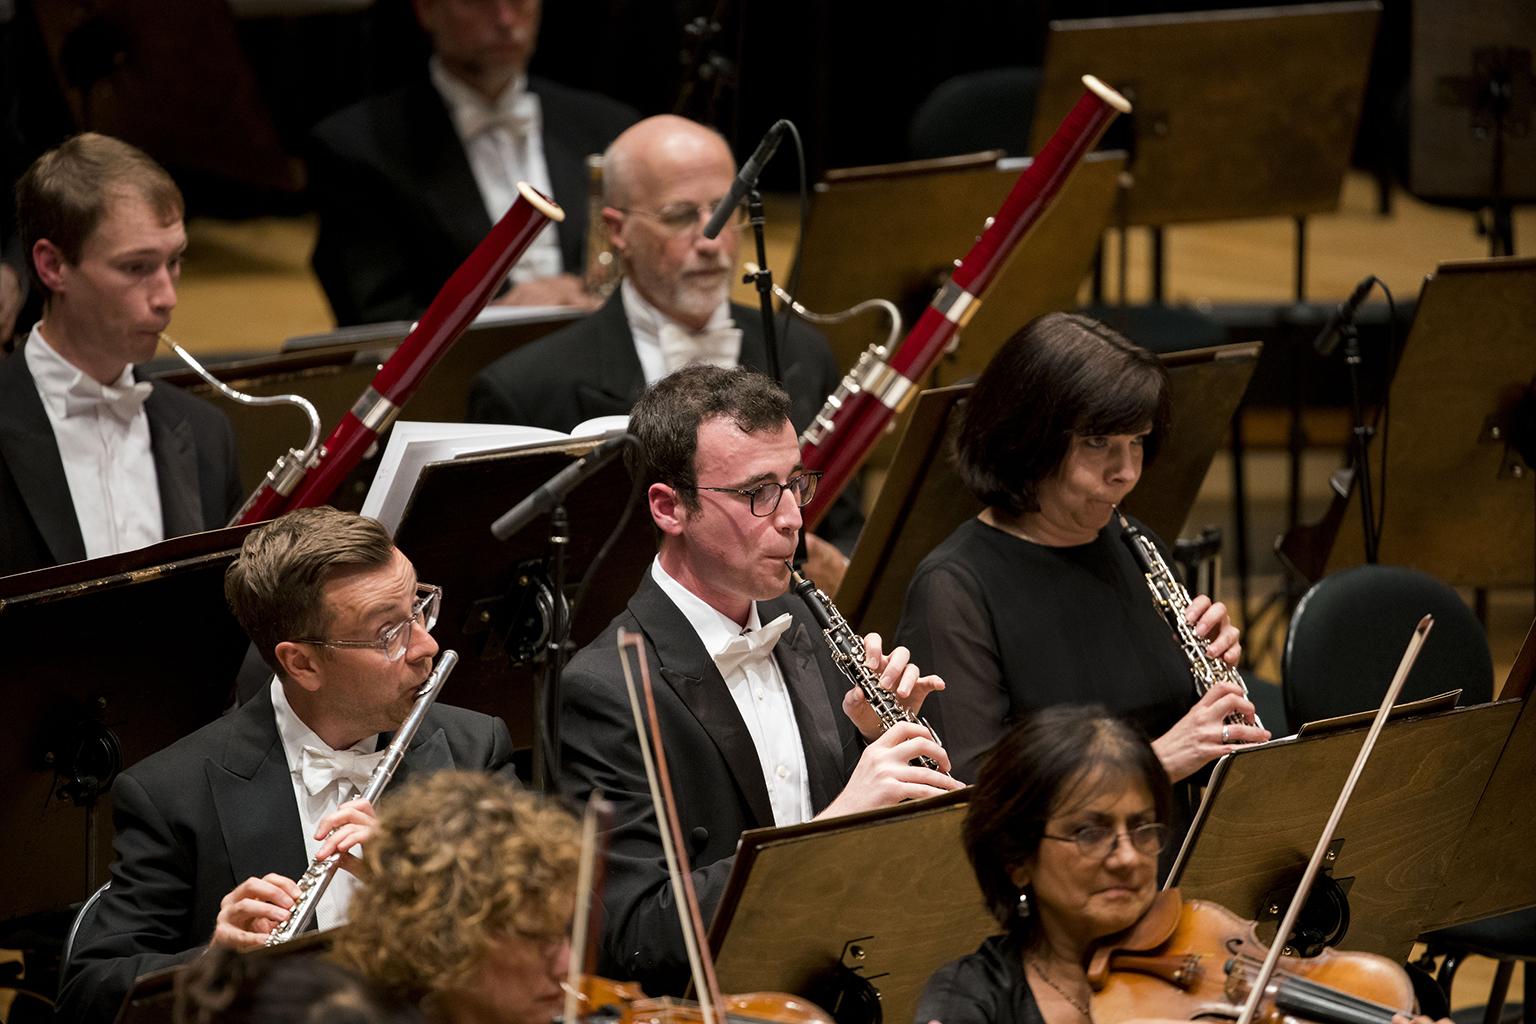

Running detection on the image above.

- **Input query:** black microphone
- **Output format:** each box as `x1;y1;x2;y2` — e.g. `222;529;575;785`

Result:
1313;275;1377;357
702;120;790;240
490;433;635;541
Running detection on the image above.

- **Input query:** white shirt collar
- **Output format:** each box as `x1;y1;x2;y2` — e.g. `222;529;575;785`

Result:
429;56;531;141
270;677;378;771
650;556;763;656
622;278;733;344
24;324;139;419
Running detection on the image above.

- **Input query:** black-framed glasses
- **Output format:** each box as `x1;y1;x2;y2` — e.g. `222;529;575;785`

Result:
1041;822;1169;859
295;583;442;662
615;197;747;237
693;471;821;517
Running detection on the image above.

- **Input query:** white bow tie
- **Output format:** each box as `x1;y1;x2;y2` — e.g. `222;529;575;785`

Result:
460;95;538;141
714;612;794;678
63;376;152;422
298;744;385;798
658;322;743;374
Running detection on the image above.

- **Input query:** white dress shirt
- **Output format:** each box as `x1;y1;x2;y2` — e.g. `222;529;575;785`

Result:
270;679;380;930
621;279;741;384
24;325;164;561
651;558;814;826
430;58;564;285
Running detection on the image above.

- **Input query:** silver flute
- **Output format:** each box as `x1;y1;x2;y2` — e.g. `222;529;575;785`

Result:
787;563;948;773
266;650;459;945
1114;511;1261;729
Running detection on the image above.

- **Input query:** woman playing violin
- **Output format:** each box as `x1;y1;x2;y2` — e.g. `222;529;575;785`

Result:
917;705;1169;1024
916;705;1449;1024
334;770;580;1024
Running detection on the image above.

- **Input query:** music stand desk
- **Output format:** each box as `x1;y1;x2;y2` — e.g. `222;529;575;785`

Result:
390;437;652;749
1167;700;1521;960
0;526;256;921
791;150;1125;385
709;789;994;1024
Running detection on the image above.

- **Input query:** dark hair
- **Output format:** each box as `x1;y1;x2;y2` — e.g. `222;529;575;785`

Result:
224;507;397;678
628;364;793;511
173;947;422;1024
952;312;1170;516
963;705;1172;941
15;132;183;297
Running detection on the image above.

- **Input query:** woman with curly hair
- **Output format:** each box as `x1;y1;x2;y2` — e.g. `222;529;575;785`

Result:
334;770;581;1024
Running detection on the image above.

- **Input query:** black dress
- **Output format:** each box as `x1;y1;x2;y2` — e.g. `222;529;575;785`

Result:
895;514;1195;784
915;934;1044;1024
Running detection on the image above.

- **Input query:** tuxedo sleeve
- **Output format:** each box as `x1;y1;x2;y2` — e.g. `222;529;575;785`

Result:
557;653;737;997
54;771;207;1024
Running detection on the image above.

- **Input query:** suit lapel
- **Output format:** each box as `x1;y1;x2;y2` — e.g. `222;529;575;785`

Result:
628;574;776;827
732;304;813;416
406;79;494;258
532;80;586;274
145;385;204;538
385;724;453;794
0;350;86;564
771;605;847;812
575;292;647;418
208;690;309;886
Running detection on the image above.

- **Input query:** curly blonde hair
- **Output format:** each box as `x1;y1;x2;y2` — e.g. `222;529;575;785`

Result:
334;772;579;1002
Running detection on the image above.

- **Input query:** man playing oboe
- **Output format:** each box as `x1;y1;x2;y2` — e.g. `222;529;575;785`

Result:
57;506;515;1023
558;364;961;998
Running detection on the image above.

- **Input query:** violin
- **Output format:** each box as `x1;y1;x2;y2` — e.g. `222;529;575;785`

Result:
1090;618;1435;1024
567;974;833;1024
1088;890;1415;1024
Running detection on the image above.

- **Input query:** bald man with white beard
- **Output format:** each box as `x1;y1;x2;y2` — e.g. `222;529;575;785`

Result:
468;115;863;577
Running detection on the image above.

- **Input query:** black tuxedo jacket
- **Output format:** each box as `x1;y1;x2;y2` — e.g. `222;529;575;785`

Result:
309;74;639;326
465;293;864;551
558;570;863;996
55;686;515;1023
0;348;242;578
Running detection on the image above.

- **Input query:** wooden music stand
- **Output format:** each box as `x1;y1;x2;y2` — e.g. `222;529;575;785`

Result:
388;438;653;749
1166;699;1522;959
1424;621;1536;927
0;526;256;923
708;789;994;1024
147;308;582;506
838;342;1260;639
790;150;1126;384
1322;257;1536;586
1032;3;1381;228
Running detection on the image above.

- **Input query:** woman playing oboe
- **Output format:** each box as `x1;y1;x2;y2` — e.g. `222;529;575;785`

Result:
894;314;1269;795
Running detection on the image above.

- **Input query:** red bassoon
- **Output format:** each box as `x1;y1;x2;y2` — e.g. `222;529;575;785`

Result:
230;182;565;525
798;75;1130;528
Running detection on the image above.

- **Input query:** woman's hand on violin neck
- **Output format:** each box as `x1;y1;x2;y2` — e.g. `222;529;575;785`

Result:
1153;683;1270;782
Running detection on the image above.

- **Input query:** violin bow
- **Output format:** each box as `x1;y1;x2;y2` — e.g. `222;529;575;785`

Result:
564;791;615;1024
617;629;728;1024
1234;615;1435;1024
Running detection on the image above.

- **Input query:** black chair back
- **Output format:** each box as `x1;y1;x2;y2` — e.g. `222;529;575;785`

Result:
1282;564;1493;728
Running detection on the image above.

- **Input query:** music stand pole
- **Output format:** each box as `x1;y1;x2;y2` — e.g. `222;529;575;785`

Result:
534;503;571;793
1341;322;1379;563
744;188;782;384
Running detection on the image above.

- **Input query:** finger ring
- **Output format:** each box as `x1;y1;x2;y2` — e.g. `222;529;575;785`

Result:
1221;724;1231;745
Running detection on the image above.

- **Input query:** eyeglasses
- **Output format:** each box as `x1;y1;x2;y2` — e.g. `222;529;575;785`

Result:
616;197;748;237
295;583;442;662
693;472;821;517
1041;822;1169;859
